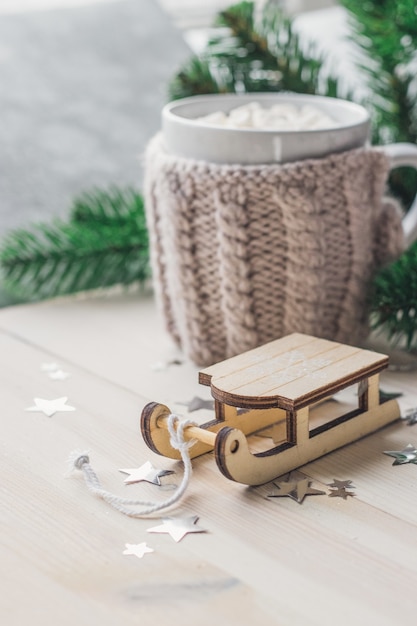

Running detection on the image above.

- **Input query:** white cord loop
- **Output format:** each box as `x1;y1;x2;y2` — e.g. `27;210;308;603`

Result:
69;414;197;517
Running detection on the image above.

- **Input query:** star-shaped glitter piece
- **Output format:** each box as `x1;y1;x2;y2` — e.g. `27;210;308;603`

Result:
119;461;175;486
268;477;326;504
151;359;183;371
405;408;417;426
383;443;417;465
327;479;355;490
179;396;214;412
147;515;207;542
328;487;355;499
123;542;154;559
25;396;76;417
48;369;71;381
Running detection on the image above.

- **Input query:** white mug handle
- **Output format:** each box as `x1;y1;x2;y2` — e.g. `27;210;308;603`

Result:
381;142;417;248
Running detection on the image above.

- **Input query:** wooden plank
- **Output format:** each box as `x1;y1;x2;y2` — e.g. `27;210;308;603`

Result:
268;350;388;408
208;341;354;401
211;345;387;409
296;406;310;442
199;332;318;385
209;339;349;394
201;334;386;391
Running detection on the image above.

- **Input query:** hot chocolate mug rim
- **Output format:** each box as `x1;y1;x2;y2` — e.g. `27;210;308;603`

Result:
162;93;370;165
163;93;370;132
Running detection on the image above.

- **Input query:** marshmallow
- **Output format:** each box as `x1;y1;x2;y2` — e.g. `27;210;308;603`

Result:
195;101;337;130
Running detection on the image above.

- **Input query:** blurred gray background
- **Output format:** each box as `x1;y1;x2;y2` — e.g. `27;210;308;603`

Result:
0;0;190;237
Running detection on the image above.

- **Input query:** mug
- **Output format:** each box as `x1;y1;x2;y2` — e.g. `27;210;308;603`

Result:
144;93;417;366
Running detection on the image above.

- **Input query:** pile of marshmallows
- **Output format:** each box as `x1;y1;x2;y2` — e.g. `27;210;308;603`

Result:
195;101;337;131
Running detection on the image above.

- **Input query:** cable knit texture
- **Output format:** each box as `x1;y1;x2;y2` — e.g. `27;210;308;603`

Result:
144;134;404;366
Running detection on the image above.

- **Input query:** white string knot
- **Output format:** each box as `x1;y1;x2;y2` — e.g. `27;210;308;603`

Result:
167;414;197;452
65;449;91;477
74;454;90;470
69;413;198;518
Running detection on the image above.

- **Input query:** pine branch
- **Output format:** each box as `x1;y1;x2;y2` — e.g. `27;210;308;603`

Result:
338;0;417;350
371;241;417;349
168;1;345;101
341;0;417;207
0;188;150;300
341;0;417;144
70;186;146;225
168;57;226;102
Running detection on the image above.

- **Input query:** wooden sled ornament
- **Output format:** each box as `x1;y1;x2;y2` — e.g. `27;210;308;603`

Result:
141;333;400;486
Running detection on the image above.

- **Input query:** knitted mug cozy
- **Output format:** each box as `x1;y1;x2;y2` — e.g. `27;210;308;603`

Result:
144;134;404;366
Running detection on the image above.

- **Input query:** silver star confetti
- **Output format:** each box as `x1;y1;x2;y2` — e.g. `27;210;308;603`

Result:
179;396;215;412
328;487;355;499
48;369;71;381
25;396;76;417
147;515;207;542
405;408;417;426
119;461;175;486
151;359;183;371
123;542;154;559
327;479;355;489
268;477;325;504
383;443;417;465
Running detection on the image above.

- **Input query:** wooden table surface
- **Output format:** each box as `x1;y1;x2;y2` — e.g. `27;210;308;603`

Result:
1;291;417;626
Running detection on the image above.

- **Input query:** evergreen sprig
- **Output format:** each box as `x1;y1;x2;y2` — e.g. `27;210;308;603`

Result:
70;187;146;225
341;0;417;207
371;241;417;349
168;1;344;101
342;0;417;144
0;188;150;300
339;0;417;348
168;57;225;101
